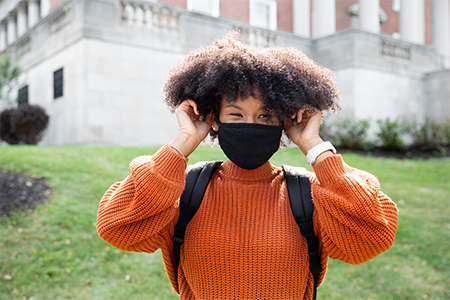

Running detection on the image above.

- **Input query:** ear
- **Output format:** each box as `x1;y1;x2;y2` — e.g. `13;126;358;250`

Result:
211;115;219;132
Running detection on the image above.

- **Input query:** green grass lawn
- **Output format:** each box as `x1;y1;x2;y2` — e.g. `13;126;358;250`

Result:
0;145;449;300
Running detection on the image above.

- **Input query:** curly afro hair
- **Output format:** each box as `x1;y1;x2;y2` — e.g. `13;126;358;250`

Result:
163;30;340;137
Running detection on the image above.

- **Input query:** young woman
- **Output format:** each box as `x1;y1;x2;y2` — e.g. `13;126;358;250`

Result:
97;32;398;300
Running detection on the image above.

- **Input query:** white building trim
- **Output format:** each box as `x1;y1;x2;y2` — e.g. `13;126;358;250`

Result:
359;0;380;33
249;0;277;31
432;0;450;67
187;0;220;18
293;0;310;37
312;0;335;38
399;0;425;44
0;0;21;22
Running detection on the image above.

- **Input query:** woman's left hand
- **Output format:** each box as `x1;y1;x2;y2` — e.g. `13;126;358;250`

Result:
284;109;324;155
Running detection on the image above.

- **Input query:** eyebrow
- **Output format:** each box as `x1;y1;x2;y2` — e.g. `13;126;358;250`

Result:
225;103;242;110
225;103;270;112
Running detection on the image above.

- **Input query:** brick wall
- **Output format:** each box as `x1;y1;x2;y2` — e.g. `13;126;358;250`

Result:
277;0;293;32
159;0;187;8
379;0;399;36
425;0;432;45
51;0;64;9
336;0;356;31
221;0;249;22
334;0;432;45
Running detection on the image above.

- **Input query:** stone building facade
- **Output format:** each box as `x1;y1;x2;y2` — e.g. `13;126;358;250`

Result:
0;0;448;145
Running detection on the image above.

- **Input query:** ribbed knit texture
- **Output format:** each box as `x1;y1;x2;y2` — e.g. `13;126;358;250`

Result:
97;144;398;300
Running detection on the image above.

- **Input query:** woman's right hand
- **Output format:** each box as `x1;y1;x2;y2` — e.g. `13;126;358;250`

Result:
169;100;213;158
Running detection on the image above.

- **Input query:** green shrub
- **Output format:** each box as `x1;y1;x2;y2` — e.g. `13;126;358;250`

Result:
0;108;21;144
0;104;50;145
327;117;373;151
11;104;50;145
318;119;334;143
376;118;410;151
412;118;450;153
321;116;449;154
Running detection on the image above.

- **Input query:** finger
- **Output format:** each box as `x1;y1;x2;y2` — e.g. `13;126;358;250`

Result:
186;100;199;115
176;100;190;113
294;109;304;124
300;109;322;124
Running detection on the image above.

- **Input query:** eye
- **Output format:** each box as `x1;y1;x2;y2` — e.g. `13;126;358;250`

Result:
259;112;280;125
230;113;243;117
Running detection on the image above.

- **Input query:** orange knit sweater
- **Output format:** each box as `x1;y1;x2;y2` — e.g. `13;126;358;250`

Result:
97;145;398;300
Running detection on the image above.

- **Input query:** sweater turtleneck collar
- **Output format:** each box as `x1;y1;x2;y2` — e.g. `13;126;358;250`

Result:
219;160;280;182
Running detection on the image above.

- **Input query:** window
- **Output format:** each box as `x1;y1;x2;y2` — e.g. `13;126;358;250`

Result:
250;0;277;31
53;68;63;99
18;85;28;105
187;0;220;17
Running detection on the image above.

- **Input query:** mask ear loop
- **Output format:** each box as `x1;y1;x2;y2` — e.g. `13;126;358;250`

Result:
211;114;221;134
214;114;222;126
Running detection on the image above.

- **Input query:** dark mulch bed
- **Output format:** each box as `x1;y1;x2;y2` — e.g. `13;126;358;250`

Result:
0;146;448;217
0;169;51;217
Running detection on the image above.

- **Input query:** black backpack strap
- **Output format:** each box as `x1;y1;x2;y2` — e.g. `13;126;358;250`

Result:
173;161;222;280
282;165;322;300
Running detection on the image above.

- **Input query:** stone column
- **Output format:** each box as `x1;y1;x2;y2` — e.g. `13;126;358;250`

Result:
312;0;336;38
0;23;7;51
432;0;450;65
6;14;17;45
28;0;40;28
399;0;425;44
41;0;52;18
17;2;27;36
359;0;380;33
293;0;310;37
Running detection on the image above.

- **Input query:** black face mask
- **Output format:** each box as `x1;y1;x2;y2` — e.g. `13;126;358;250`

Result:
216;118;283;170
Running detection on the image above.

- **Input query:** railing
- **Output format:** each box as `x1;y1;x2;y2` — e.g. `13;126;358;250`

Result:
0;0;21;23
380;39;411;61
120;0;179;34
435;53;450;69
119;0;276;47
10;0;73;57
381;37;449;69
236;26;276;48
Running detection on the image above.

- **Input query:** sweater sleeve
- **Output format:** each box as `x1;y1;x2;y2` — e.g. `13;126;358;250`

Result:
96;145;187;253
310;155;398;265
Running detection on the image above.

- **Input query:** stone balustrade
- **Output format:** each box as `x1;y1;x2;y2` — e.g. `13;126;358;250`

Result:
236;26;276;48
119;0;276;48
381;39;411;61
6;0;72;58
120;0;179;34
0;0;54;52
